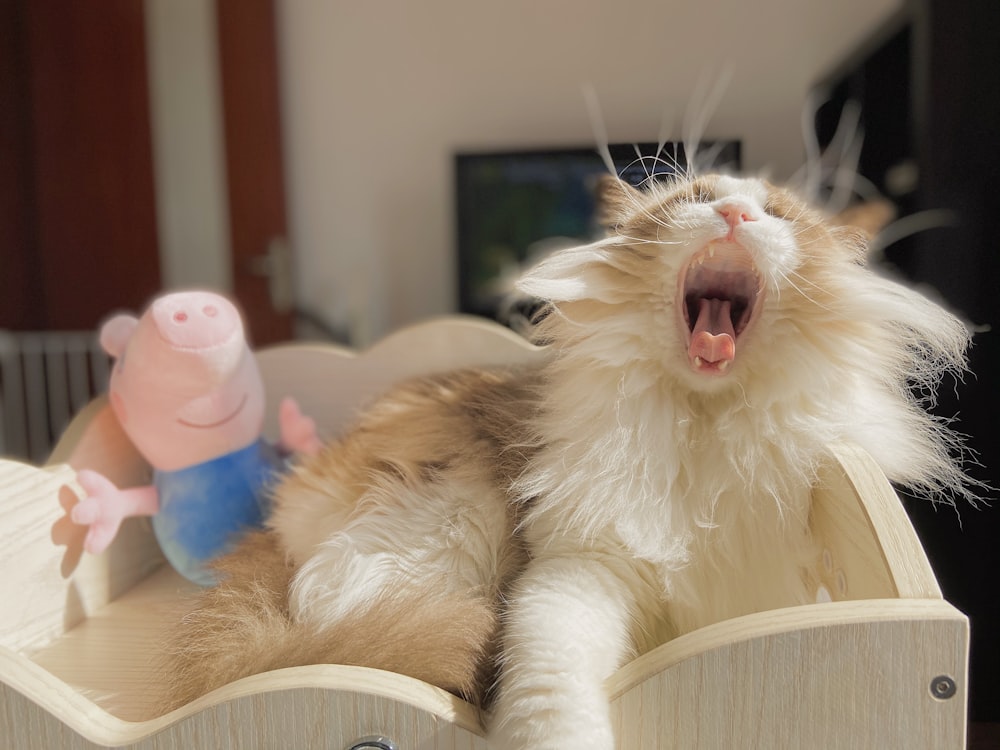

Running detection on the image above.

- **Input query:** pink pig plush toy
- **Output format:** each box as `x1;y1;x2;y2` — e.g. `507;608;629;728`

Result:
71;290;321;585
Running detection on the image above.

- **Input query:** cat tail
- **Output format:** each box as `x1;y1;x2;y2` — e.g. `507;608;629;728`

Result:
160;530;498;710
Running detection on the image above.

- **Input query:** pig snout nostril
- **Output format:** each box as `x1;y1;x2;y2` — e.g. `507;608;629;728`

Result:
173;311;188;323
203;305;218;318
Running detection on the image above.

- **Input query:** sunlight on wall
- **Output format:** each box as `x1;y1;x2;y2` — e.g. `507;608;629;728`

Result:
145;0;232;293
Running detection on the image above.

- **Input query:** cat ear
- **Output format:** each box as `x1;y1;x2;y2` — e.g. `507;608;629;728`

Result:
831;198;896;238
830;198;897;262
593;175;642;228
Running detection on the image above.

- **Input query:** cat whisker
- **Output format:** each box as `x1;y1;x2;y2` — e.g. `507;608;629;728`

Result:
776;269;837;314
682;67;732;174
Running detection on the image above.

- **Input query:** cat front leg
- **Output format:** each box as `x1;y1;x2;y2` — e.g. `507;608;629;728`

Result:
490;549;643;750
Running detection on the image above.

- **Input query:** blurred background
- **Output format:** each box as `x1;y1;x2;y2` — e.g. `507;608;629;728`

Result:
0;0;996;741
1;0;906;346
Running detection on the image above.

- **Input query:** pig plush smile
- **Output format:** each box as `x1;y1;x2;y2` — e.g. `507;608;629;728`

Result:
177;393;249;429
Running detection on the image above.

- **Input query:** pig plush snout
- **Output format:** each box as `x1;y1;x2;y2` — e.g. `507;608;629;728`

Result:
136;292;248;390
149;292;243;350
150;292;241;351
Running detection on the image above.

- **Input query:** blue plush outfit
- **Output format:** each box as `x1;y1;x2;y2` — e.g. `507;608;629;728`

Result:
151;439;285;585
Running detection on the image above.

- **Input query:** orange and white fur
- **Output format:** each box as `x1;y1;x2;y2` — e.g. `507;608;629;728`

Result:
163;171;972;750
488;172;971;747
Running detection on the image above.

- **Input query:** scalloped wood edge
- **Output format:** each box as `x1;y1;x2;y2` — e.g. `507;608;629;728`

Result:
1;647;487;748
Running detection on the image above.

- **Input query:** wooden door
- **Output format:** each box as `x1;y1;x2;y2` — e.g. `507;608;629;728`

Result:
0;0;293;345
0;0;161;332
0;0;42;331
216;0;294;345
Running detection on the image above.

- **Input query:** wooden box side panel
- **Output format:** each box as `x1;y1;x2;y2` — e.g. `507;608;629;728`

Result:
1;652;488;750
0;390;170;652
0;683;488;750
610;600;968;749
257;316;549;443
0;458;163;654
812;443;942;602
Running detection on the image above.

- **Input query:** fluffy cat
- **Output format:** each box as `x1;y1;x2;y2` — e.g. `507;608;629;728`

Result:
162;170;973;750
487;172;973;747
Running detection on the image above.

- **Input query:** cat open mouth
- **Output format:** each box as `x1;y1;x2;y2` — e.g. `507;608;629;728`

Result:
679;242;763;375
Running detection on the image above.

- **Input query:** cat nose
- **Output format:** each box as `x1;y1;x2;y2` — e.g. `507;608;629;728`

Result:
716;201;757;229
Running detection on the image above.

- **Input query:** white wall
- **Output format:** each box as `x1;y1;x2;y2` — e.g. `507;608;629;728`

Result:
281;0;900;343
145;0;232;292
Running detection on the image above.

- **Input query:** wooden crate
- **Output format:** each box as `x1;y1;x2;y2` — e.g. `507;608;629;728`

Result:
0;317;968;749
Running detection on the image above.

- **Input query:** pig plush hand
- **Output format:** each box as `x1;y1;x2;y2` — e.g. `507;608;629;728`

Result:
277;396;323;456
70;290;320;585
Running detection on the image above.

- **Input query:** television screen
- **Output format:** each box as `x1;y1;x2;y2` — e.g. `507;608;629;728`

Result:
454;141;741;321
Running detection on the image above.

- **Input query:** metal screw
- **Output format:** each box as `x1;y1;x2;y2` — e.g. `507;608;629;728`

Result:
930;675;957;700
346;740;397;750
346;737;398;750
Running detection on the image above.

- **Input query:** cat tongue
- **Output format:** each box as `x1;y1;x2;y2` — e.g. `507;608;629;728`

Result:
690;298;736;364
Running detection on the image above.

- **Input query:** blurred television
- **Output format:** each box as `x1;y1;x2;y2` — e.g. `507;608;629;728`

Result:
455;141;741;322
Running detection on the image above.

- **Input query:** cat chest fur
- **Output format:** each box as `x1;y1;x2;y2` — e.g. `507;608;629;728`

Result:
518;365;822;640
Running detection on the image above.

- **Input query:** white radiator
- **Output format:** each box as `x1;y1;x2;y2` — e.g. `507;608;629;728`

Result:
0;330;110;464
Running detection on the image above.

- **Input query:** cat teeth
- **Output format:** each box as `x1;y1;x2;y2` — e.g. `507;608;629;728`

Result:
693;356;731;372
690;241;755;272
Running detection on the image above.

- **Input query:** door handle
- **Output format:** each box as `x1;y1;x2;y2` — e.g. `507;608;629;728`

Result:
245;236;293;313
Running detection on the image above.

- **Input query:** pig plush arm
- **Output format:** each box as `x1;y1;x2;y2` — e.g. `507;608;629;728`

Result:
71;470;159;555
277;396;322;456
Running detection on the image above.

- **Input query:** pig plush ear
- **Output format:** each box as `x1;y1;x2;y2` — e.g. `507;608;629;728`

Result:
99;314;138;358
